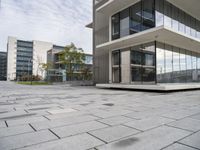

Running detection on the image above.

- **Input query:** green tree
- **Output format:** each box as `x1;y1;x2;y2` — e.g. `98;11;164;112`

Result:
59;43;85;81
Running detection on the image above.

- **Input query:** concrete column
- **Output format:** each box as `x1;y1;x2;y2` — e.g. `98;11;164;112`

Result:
109;50;112;83
121;50;130;84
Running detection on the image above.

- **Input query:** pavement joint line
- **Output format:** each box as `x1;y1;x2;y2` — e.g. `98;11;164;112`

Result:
29;123;37;132
48;129;60;139
95;120;113;127
5;120;8;127
87;132;107;144
176;142;200;150
165;124;195;133
42;115;51;120
122;124;143;132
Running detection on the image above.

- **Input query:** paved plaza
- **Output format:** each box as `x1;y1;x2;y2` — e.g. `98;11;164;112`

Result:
0;81;200;150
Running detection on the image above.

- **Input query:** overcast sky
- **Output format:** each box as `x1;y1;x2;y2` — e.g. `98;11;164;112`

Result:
0;0;93;53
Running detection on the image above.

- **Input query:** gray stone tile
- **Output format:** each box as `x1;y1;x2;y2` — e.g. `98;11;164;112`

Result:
191;113;200;120
98;116;134;126
92;109;132;118
163;143;197;150
0;124;34;138
18;133;104;150
0;130;57;150
47;108;77;114
0;110;36;120
6;116;48;126
97;126;191;150
89;125;140;143
167;118;200;132
124;116;174;131
31;115;99;130
179;131;200;149
51;121;108;138
0;121;6;128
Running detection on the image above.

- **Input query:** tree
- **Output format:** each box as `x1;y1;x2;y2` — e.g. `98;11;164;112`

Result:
41;62;53;81
58;43;85;81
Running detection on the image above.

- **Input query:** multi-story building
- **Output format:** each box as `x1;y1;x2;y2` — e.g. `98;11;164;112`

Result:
7;36;58;80
0;52;7;81
47;47;93;82
91;0;200;89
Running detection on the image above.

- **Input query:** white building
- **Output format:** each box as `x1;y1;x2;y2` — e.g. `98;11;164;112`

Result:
7;36;56;80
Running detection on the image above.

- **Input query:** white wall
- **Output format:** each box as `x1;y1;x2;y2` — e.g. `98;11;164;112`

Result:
7;37;17;81
33;41;53;79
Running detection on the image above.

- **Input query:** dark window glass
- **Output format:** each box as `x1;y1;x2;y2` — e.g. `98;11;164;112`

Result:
120;8;130;38
131;50;143;65
132;67;142;82
112;50;120;65
112;13;120;40
130;2;142;34
142;0;155;31
142;68;155;82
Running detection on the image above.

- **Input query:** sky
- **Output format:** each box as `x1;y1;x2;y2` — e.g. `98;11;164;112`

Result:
0;0;93;54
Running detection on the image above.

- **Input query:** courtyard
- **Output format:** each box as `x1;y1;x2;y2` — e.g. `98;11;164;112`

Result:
0;81;200;150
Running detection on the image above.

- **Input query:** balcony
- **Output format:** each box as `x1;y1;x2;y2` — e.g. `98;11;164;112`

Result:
96;26;200;53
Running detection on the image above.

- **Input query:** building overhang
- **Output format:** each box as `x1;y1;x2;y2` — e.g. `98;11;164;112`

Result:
86;22;93;29
96;0;139;15
96;0;200;20
167;0;200;21
96;26;200;53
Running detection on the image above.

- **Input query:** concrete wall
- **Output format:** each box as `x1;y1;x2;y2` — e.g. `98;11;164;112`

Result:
121;50;130;83
33;41;53;79
7;37;17;81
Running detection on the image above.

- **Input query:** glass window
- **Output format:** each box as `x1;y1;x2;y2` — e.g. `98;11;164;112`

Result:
142;68;155;82
171;6;179;31
172;47;180;83
156;42;165;83
192;52;198;82
165;45;173;82
142;0;155;31
164;1;172;28
112;13;120;40
144;53;154;66
178;10;185;33
120;8;130;38
179;49;186;83
185;14;191;36
130;2;142;34
131;50;143;65
196;20;200;39
197;53;200;81
186;51;192;82
132;67;142;82
191;17;196;38
112;50;120;65
155;0;164;27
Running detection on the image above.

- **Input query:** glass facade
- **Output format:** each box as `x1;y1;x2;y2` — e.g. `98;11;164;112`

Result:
156;42;200;83
16;40;33;79
112;50;121;83
0;52;7;81
111;0;200;40
131;42;156;84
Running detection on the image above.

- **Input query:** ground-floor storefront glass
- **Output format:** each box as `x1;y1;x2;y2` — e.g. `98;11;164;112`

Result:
111;41;200;84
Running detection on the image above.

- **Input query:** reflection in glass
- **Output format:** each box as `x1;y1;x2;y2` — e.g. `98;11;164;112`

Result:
132;67;142;82
131;50;142;65
112;14;120;40
143;68;155;82
156;43;165;83
144;53;154;66
155;0;164;27
120;8;130;38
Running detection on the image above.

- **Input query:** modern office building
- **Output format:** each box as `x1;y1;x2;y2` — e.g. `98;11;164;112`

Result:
47;47;93;82
90;0;200;90
0;52;7;81
7;36;59;81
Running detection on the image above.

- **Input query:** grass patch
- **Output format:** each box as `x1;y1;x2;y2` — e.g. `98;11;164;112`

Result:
17;81;50;85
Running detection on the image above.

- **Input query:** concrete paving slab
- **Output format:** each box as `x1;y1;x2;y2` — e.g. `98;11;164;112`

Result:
97;126;191;150
0;121;6;128
191;113;200;120
51;121;108;138
18;133;104;150
98;116;134;126
31;115;99;130
179;131;200;149
163;143;197;150
6;116;48;126
0;124;34;138
167;118;200;132
89;125;140;143
47;108;77;114
124;116;174;131
0;130;57;150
